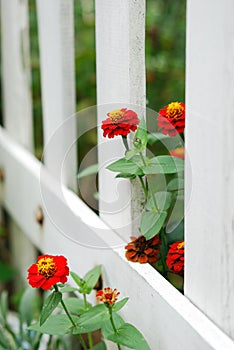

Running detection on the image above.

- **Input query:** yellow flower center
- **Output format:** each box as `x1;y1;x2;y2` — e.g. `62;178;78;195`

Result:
37;257;56;278
177;241;184;250
166;102;184;119
108;109;124;123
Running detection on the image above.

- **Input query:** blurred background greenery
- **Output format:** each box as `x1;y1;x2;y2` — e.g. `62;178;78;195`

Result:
28;0;186;157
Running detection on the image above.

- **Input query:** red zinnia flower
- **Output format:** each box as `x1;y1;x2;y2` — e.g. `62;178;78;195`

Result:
169;147;185;159
101;108;139;138
27;255;69;290
96;287;120;306
158;102;185;136
166;241;184;275
125;235;161;264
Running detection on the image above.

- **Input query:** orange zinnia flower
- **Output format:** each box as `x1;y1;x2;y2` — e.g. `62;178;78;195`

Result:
158;102;185;136
96;287;120;306
125;235;161;264
101;108;139;138
27;255;69;290
166;241;184;275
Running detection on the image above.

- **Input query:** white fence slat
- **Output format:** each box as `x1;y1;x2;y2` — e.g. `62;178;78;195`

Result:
185;0;234;339
95;0;146;237
0;0;36;287
0;0;33;149
36;0;76;189
1;127;234;350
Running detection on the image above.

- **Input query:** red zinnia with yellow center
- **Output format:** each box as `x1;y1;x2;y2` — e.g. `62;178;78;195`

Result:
96;287;120;306
101;108;139;138
166;241;184;275
27;254;69;290
158;102;185;137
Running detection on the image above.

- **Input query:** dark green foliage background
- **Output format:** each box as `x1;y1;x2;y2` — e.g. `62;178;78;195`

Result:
28;0;186;156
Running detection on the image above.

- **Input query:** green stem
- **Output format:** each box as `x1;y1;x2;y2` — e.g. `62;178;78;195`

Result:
54;285;88;350
121;136;129;151
139;151;146;166
4;322;20;347
159;229;168;277
34;333;43;350
46;335;53;349
139;152;159;211
83;293;93;350
138;176;148;200
108;307;122;350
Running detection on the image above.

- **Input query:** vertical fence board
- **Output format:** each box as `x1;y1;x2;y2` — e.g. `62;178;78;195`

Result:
1;0;33;149
36;0;76;189
95;0;146;238
0;0;36;288
185;0;234;338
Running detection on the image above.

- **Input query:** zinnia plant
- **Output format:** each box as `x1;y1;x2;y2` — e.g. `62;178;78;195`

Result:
101;103;185;289
27;255;150;350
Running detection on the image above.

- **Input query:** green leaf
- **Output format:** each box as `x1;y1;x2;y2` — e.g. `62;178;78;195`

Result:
166;221;184;244
125;149;136;160
40;291;62;326
29;314;79;335
107;158;143;176
59;298;91;314
107;323;150;350
167;178;184;191
73;304;109;334
115;173;136;179
146;191;172;211
93;341;107;350
59;286;79;293
165;194;184;233
77;164;98;179
19;288;38;326
140;211;167;239
0;327;11;349
167;272;184;291
101;313;125;338
83;265;102;294
143;156;184;175
133;118;147;152
147;132;169;145
0;291;8;322
70;271;83;289
112;298;129;312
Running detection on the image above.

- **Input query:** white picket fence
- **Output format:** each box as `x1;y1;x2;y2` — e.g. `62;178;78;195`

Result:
1;0;234;349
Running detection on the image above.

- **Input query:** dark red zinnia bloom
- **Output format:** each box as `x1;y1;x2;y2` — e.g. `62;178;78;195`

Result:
96;287;120;306
27;255;69;290
166;241;184;275
158;102;185;137
125;235;161;264
101;108;139;138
